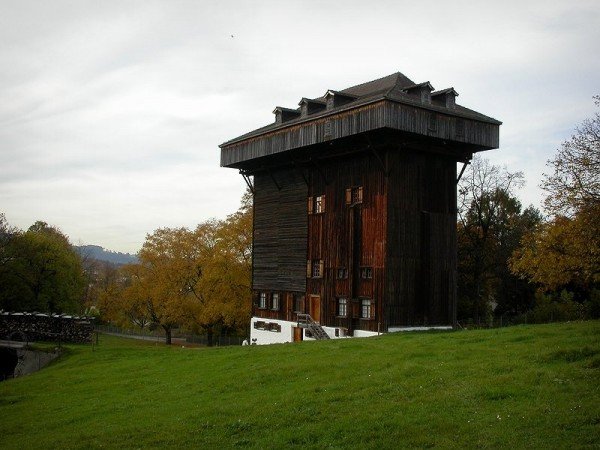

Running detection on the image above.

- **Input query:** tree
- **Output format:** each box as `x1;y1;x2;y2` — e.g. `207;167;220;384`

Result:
541;95;600;216
0;219;85;313
510;96;600;314
191;191;252;340
121;227;208;344
510;203;600;295
111;191;252;344
456;157;538;322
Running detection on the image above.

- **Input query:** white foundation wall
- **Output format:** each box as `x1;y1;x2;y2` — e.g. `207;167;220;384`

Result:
387;326;452;332
250;318;296;345
249;317;381;345
302;325;349;341
352;329;380;338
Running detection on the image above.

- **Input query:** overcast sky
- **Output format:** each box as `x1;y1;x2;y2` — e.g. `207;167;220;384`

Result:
1;0;598;253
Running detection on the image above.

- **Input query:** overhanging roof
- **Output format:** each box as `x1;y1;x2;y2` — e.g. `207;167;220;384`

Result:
220;72;501;169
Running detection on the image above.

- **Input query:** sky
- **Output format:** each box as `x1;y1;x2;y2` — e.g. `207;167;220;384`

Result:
1;0;598;253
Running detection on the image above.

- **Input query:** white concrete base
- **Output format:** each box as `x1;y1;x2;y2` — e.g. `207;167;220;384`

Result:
387;326;453;332
249;317;381;345
352;329;380;338
250;318;296;345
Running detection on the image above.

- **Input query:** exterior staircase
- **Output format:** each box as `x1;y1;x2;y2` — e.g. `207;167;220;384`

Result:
296;314;330;340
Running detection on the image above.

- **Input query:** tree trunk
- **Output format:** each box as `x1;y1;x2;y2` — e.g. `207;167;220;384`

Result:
163;326;172;345
207;327;214;347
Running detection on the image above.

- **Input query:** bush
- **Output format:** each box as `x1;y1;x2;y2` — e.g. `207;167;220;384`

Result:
528;290;587;323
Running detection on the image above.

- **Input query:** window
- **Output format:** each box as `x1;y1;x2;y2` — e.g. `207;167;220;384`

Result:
294;294;304;312
259;292;267;309
268;323;282;332
428;112;437;131
337;298;348;317
308;195;326;214
456;118;465;136
271;293;280;311
345;186;363;205
308;259;323;278
360;267;373;279
254;321;281;332
315;195;325;213
361;299;372;319
336;267;348;279
312;260;323;278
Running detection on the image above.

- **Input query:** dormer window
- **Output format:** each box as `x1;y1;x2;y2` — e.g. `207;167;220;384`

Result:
299;98;326;116
403;82;434;105
273;107;301;124
324;90;357;110
431;88;458;109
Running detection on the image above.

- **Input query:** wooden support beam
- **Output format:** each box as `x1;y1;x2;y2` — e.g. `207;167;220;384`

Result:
292;160;309;186
456;160;470;184
310;158;328;185
239;170;254;194
267;168;281;191
370;146;388;177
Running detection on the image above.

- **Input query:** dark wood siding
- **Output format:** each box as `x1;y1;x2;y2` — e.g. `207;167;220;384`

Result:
253;169;307;292
305;152;387;332
384;149;457;326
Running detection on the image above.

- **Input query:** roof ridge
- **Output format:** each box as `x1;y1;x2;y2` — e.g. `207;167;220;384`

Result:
384;73;405;96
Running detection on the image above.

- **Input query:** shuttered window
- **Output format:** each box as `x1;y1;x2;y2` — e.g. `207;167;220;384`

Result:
456;118;465;136
360;267;373;279
311;259;324;278
315;195;325;213
309;195;325;214
428;112;437;131
346;186;363;205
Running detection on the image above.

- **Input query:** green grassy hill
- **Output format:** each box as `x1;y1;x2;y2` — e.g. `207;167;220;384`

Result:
1;322;599;449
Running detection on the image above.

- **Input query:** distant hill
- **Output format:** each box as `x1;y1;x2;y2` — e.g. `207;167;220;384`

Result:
74;245;138;265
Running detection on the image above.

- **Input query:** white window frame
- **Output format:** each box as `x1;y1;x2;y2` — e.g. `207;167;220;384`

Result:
361;299;372;319
338;298;348;317
259;292;267;309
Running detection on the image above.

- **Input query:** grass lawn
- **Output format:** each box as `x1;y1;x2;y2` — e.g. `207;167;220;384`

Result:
1;321;599;449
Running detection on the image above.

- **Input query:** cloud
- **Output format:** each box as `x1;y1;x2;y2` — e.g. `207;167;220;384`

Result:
1;0;598;252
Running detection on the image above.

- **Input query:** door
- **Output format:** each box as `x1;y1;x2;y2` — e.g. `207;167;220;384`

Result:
309;295;321;323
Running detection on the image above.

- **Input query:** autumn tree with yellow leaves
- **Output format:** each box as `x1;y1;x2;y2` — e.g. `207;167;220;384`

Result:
111;192;252;344
510;96;600;318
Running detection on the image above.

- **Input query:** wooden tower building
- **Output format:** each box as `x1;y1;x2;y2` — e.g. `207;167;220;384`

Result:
220;72;500;344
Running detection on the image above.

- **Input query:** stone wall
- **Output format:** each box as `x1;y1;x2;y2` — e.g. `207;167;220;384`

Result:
0;312;95;343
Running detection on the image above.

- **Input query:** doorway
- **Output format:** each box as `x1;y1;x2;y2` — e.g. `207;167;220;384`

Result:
309;295;321;323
